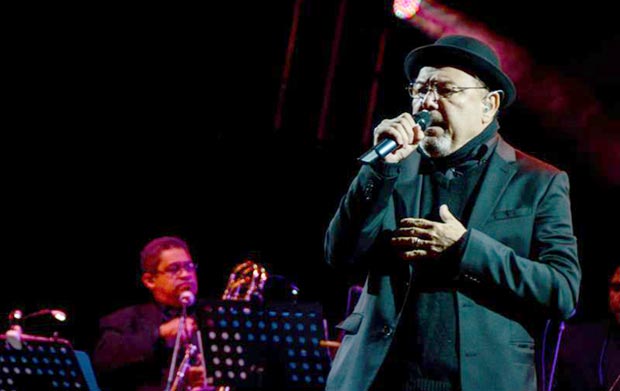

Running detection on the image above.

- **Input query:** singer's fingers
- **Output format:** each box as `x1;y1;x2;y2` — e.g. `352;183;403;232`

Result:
399;218;435;228
412;123;426;145
375;126;403;147
398;249;428;260
391;236;429;249
400;112;415;126
393;227;433;240
374;115;414;147
399;112;415;132
392;121;413;146
400;112;426;145
394;114;416;145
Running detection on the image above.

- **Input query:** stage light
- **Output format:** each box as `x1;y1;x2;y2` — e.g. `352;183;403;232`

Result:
393;0;422;20
50;310;67;322
9;309;23;321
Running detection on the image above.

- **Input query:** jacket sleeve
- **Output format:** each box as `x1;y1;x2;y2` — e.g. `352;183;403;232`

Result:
324;162;400;273
460;171;581;319
92;308;163;374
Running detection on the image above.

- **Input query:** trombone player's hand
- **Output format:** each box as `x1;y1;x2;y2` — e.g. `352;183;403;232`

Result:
188;356;221;391
159;317;198;348
187;363;206;388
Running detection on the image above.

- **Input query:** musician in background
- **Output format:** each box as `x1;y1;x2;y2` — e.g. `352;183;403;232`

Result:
92;236;211;391
555;264;620;390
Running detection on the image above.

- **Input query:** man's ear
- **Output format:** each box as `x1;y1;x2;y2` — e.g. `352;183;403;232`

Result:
141;272;156;290
482;90;501;120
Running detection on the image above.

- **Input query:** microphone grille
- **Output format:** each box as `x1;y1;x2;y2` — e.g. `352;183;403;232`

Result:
414;110;432;131
179;291;195;306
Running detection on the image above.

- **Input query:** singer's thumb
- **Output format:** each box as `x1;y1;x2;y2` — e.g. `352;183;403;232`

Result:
439;204;457;223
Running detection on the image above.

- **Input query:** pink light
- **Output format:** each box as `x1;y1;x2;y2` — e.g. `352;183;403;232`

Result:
400;0;619;184
9;309;23;321
393;0;422;20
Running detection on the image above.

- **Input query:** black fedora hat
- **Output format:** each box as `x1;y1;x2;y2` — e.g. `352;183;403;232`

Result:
404;35;516;107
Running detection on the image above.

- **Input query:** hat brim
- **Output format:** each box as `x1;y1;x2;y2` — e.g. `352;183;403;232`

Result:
404;45;516;107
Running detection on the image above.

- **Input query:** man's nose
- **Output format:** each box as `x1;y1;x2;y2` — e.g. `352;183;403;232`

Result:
178;268;194;278
420;89;439;108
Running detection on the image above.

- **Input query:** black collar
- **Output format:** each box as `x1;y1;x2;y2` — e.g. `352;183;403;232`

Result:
420;119;499;174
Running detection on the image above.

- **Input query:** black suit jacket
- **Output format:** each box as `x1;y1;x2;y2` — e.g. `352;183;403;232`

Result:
92;302;174;391
324;137;581;391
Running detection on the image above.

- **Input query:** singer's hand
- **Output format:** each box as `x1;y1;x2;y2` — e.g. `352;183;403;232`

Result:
390;205;466;261
373;112;425;163
159;317;197;347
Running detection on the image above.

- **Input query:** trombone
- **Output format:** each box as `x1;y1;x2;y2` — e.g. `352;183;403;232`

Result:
221;260;268;302
170;259;269;391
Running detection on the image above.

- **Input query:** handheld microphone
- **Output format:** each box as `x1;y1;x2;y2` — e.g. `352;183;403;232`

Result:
179;291;195;307
358;110;432;164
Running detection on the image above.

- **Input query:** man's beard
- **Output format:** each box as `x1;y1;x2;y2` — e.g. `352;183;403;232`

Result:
420;133;452;158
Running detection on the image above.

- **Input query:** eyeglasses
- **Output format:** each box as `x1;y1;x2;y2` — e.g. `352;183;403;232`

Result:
406;82;488;100
156;262;198;276
610;283;620;292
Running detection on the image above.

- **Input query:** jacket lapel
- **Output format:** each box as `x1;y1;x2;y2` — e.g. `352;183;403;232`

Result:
468;137;517;230
393;151;423;218
390;153;423;308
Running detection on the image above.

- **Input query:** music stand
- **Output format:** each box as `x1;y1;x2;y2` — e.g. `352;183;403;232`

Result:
198;300;330;390
199;300;266;390
261;301;330;390
0;333;100;391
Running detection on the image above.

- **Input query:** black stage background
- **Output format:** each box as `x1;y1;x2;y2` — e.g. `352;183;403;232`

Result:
2;2;619;357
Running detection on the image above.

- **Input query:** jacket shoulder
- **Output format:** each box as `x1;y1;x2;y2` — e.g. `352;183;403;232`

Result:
99;303;160;328
513;149;563;175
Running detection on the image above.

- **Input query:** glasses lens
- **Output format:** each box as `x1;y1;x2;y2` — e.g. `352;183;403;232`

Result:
419;84;432;96
408;83;438;99
161;262;197;275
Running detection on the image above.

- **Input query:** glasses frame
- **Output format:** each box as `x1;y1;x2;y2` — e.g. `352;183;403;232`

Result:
406;82;488;100
153;261;198;277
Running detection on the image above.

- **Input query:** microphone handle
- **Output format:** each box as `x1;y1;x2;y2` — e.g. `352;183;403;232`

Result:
373;139;398;158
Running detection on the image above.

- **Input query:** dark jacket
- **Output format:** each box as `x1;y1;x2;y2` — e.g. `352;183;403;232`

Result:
324;137;581;391
92;302;172;391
